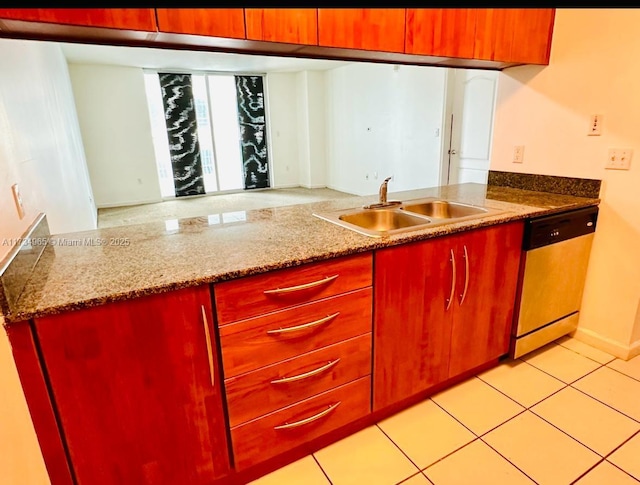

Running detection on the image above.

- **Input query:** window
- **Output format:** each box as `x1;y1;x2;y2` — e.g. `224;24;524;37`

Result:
143;71;265;198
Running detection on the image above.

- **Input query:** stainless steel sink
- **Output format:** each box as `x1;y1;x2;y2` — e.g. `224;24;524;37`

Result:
314;207;432;237
313;197;502;238
401;199;488;219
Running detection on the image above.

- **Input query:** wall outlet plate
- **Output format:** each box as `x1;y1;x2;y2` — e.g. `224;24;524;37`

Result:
513;145;524;164
11;183;25;219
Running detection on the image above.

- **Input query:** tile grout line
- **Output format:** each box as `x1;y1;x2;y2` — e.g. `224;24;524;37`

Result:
603;363;640;384
476;434;541;485
569;382;640;425
311;454;334;485
555;340;617;366
476;371;569;410
373;423;423;476
519;353;605;387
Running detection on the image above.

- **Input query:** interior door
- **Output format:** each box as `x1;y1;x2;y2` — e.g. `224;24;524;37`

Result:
446;69;499;185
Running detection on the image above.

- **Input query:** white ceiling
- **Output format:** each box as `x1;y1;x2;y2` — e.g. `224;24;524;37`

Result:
59;41;353;73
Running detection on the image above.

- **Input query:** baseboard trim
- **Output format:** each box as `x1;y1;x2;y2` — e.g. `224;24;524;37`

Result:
571;327;638;360
97;199;162;209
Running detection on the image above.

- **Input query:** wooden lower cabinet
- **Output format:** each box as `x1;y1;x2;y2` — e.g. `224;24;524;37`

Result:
373;222;524;410
231;377;371;470
33;286;230;485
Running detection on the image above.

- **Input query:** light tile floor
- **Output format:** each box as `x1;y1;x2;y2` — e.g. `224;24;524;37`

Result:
250;338;640;485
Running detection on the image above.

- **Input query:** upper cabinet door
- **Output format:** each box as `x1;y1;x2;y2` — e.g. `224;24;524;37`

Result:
0;8;157;31
318;8;405;53
156;8;245;39
474;8;555;64
405;8;477;58
245;8;317;45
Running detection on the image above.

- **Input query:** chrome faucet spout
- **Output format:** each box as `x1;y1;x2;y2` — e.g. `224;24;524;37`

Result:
379;177;393;204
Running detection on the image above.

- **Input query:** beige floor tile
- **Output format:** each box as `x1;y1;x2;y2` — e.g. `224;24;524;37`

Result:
377;399;475;469
249;456;329;485
608;432;640;480
608;354;640;381
531;387;640;456
522;343;602;383
556;336;616;365
399;473;432;484
424;439;535;485
575;461;639;485
314;426;418;485
431;377;524;436
483;411;601;485
478;359;565;407
573;367;640;421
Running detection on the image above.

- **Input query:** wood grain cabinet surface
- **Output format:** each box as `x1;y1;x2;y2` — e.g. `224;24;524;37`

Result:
33;286;230;485
0;8;157;30
373;222;523;410
156;8;245;38
245;8;318;44
318;8;406;53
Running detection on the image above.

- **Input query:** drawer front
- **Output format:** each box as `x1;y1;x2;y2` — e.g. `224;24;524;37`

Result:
214;252;372;325
225;334;371;427
231;376;371;470
220;287;372;377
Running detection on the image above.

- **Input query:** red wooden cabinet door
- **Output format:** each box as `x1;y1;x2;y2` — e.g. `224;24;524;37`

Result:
0;8;157;31
474;8;555;64
156;8;245;39
34;286;230;485
318;8;406;53
447;222;524;377
405;9;477;58
245;8;318;45
373;236;455;411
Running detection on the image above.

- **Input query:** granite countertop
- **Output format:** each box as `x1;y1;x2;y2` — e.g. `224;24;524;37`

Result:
1;183;600;324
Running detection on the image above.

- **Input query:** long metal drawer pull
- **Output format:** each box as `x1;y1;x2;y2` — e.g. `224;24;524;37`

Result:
460;245;470;305
273;402;341;430
263;274;339;296
201;305;216;387
270;359;341;385
446;249;456;311
266;312;340;335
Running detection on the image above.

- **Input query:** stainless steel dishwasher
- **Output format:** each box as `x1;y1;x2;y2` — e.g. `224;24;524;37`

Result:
511;206;599;358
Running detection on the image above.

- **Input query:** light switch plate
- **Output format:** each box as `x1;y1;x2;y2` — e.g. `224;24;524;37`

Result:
11;183;25;219
606;148;632;170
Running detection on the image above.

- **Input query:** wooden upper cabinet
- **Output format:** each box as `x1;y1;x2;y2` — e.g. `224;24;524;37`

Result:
156;8;245;39
406;9;477;58
245;8;317;45
34;286;231;485
474;8;555;64
0;8;157;31
318;8;406;53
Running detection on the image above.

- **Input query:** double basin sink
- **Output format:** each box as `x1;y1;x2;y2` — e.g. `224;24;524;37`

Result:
313;198;502;237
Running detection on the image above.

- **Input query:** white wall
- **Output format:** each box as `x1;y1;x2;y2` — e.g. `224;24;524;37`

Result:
68;64;162;208
492;9;640;358
0;39;96;256
325;63;446;196
266;73;299;188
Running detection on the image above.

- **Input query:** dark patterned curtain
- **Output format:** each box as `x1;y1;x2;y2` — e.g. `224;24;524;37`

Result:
158;73;206;197
235;75;270;189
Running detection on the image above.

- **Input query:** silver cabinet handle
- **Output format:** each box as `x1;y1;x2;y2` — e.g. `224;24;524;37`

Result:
263;274;339;296
273;402;341;430
201;305;215;387
266;312;340;335
270;359;341;385
446;249;456;311
460;245;470;305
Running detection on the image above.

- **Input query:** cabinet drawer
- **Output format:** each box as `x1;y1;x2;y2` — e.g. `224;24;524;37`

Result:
220;288;372;378
214;252;372;325
231;376;371;470
225;334;371;427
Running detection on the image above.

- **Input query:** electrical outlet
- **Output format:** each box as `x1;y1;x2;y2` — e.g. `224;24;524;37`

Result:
588;114;603;136
606;148;633;170
11;183;25;219
513;145;525;164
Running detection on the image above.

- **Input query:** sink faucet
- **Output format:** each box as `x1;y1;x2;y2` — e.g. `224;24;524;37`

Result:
379;176;393;205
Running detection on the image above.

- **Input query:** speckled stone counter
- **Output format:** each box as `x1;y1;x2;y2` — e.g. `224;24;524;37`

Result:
1;183;599;324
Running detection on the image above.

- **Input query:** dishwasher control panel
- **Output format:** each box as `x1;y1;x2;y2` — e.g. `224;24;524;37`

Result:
523;206;599;250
